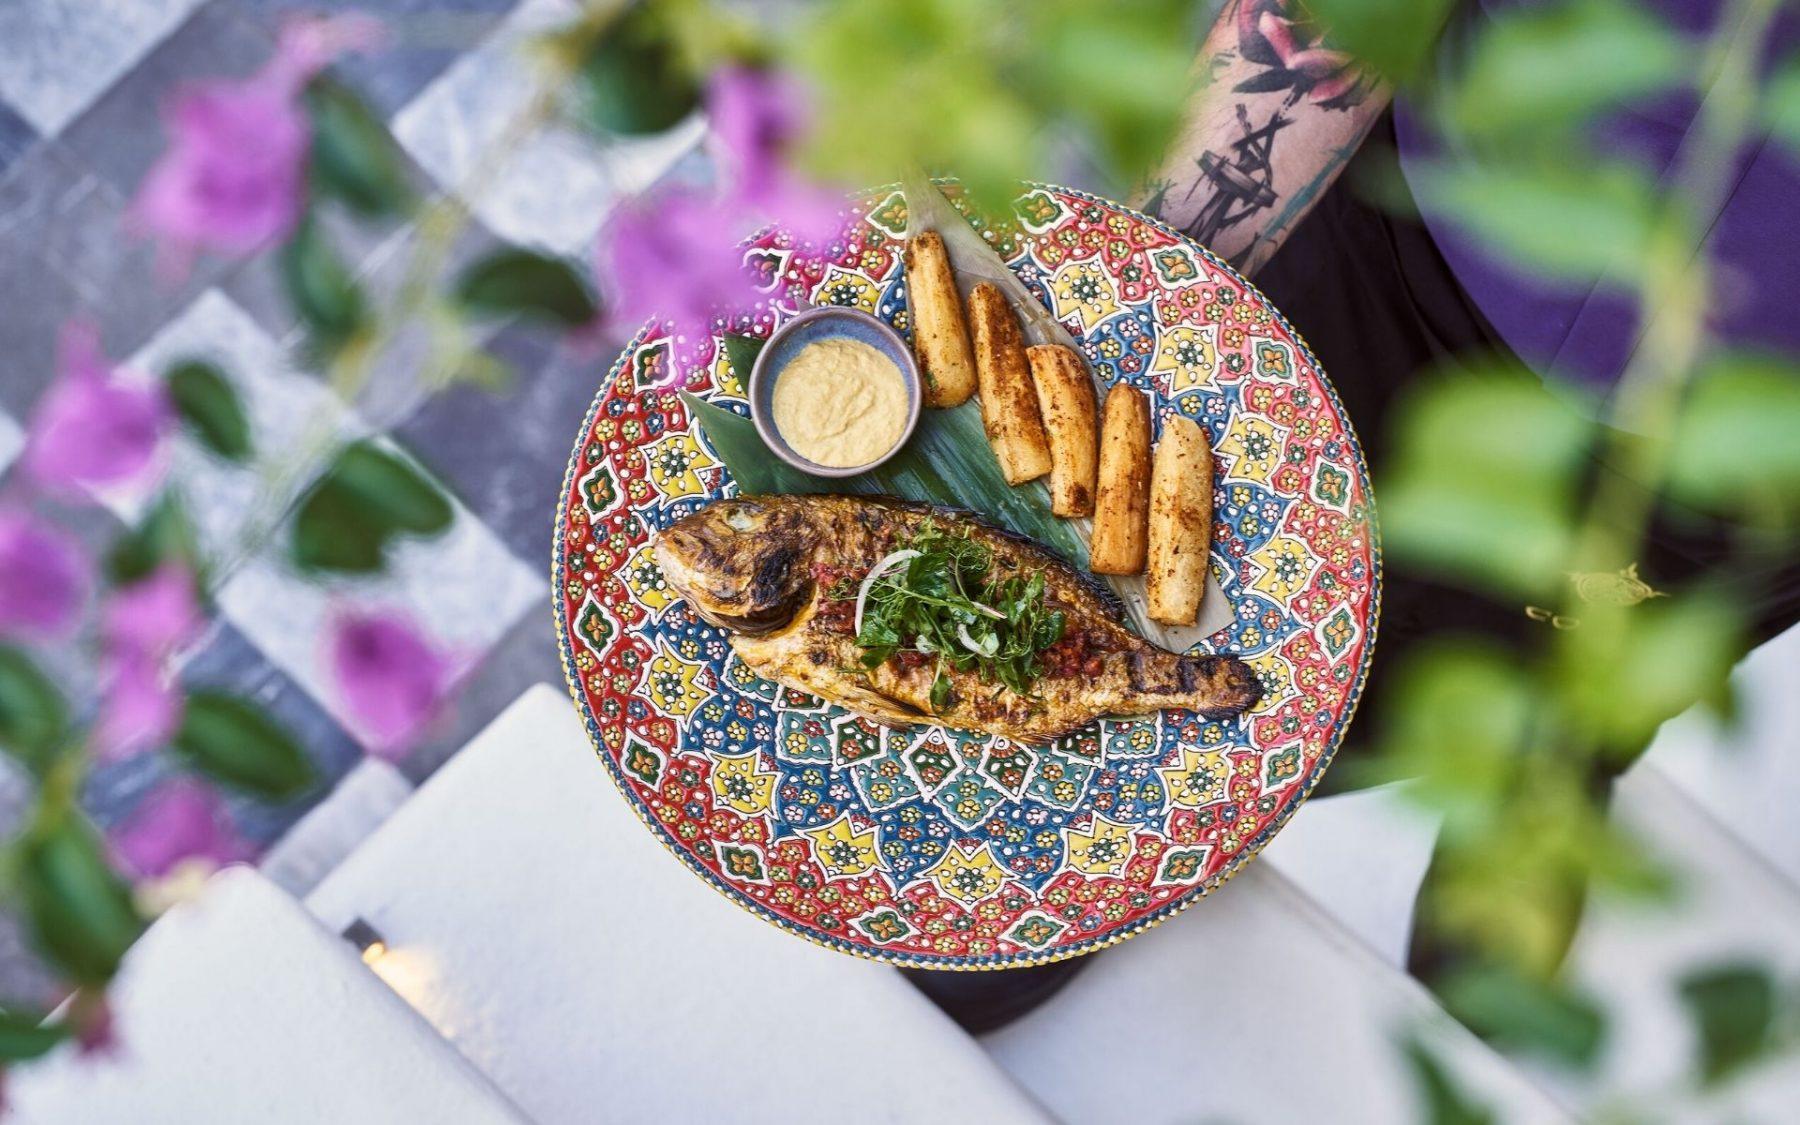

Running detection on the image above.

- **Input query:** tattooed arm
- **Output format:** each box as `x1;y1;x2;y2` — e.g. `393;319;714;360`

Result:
1137;0;1390;275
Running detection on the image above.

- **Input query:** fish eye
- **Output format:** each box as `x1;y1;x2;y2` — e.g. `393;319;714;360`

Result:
724;506;759;532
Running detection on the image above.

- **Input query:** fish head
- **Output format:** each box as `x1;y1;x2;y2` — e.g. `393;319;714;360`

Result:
652;499;814;634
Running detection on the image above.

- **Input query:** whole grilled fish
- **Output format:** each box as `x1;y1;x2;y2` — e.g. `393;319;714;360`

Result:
652;496;1262;743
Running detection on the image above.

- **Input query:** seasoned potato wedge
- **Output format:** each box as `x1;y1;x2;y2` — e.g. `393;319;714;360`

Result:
1090;384;1151;575
968;283;1053;485
1025;344;1099;517
1146;416;1214;625
903;231;977;407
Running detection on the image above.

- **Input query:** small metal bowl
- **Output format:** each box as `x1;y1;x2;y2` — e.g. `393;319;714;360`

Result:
747;306;922;478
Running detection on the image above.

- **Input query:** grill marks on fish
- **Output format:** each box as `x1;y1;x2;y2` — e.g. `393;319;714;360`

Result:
651;495;1262;743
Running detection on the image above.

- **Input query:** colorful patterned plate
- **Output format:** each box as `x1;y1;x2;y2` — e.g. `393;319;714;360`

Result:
554;184;1380;969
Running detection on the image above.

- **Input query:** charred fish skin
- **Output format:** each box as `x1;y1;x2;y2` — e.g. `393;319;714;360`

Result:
653;495;1263;743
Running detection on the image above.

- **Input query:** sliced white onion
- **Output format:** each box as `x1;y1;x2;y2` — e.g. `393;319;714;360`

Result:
956;622;999;658
853;549;922;639
969;600;1005;620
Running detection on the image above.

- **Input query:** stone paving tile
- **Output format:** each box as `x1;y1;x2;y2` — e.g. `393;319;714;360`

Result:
394;318;620;559
233;0;522;119
398;608;565;783
391;0;706;253
0;102;39;178
214;436;541;751
0;0;208;136
57;0;275;198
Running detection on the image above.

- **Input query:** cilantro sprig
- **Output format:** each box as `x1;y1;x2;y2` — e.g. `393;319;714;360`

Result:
848;520;1066;710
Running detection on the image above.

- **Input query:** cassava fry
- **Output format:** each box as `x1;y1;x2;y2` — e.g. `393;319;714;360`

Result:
1026;344;1098;517
968;282;1053;485
1090;384;1151;575
904;231;977;407
1146;416;1213;625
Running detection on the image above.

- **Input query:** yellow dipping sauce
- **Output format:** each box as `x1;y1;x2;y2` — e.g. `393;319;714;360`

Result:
770;337;910;468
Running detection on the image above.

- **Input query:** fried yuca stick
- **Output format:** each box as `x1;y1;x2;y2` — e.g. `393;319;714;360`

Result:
1146;416;1213;624
1091;384;1151;575
968;282;1053;485
904;231;977;407
1025;344;1099;517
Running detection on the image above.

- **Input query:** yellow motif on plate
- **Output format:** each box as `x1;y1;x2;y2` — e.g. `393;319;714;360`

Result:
815;266;879;314
1066;816;1134;876
1046;261;1121;332
1247;535;1322;605
642;430;717;502
1150;324;1219;392
647;639;709;719
926;843;1007;906
804;816;883;878
711;751;776;815
1158;747;1229;810
1215;414;1284;484
624;543;679;615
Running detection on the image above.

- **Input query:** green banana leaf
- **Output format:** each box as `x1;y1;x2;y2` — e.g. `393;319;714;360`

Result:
682;388;1091;570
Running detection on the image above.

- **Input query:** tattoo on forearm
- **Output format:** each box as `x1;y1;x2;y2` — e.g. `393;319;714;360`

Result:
1141;0;1384;274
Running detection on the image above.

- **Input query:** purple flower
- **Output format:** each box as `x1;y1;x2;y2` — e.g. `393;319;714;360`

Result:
327;609;452;759
24;322;172;498
104;565;201;660
94;653;183;763
706;65;844;244
0;511;91;641
109;779;246;881
93;566;201;762
597;188;764;365
129;14;380;273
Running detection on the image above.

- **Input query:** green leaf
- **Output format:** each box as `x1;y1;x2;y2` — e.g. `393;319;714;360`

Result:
165;359;251;462
1401;1035;1495;1125
1439;965;1605;1069
1302;0;1457;84
1369;640;1532;821
577;3;701;136
173;691;316;800
1678;962;1776;1086
304;78;412;218
106;494;202;586
1408;158;1658;281
1668;352;1800;527
280;214;367;354
0;647;68;775
1445;0;1685;136
1768;55;1800;152
721;333;766;386
291;441;454;574
1380;363;1593;595
0;1008;69;1061
20;812;143;985
455;248;597;326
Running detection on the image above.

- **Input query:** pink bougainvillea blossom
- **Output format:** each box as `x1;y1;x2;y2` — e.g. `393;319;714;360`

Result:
596;188;763;361
0;511;91;641
24;322;172;498
103;565;202;660
130;14;381;272
707;65;845;244
327;608;452;759
109;779;247;881
93;566;202;762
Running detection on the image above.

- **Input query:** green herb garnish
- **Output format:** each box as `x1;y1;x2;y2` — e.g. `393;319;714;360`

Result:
849;520;1067;710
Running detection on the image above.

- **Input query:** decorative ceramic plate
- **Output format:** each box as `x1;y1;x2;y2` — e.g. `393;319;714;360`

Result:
555;184;1380;969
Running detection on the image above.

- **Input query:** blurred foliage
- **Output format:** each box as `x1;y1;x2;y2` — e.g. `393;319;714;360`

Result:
1438;964;1605;1069
1676;962;1792;1087
104;494;203;587
173;693;317;802
19;809;144;986
1400;1036;1495;1125
280;213;370;358
456;247;599;326
0;648;69;779
305;78;414;218
291;441;454;573
787;0;1202;208
165;359;252;463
